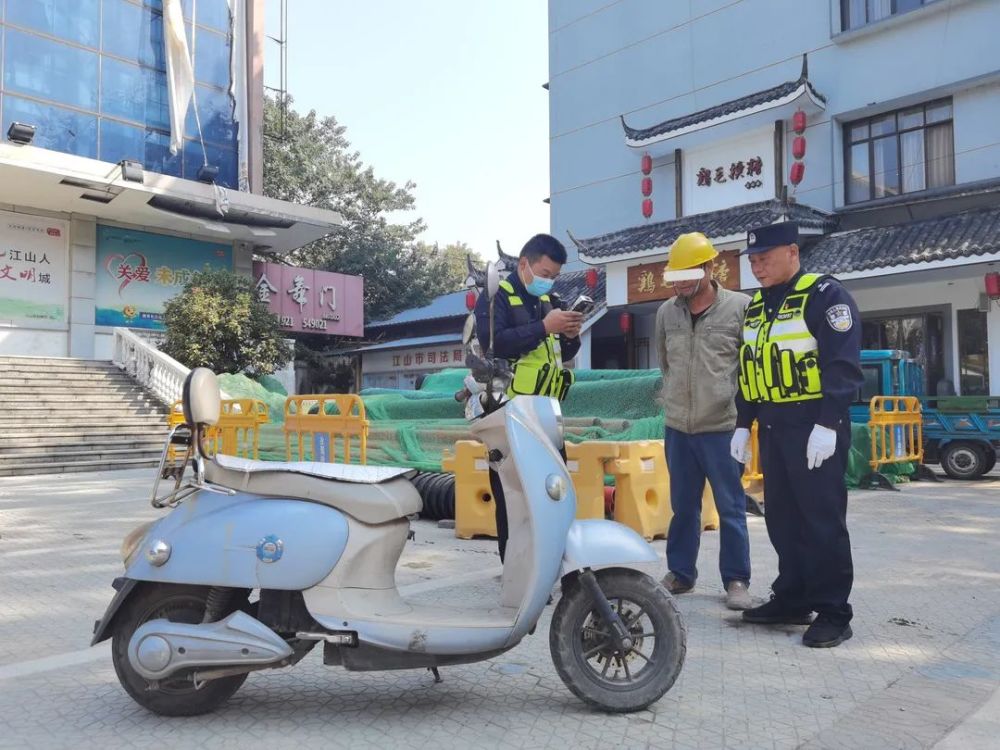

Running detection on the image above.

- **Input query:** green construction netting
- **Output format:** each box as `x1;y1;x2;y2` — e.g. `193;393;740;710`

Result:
219;370;914;487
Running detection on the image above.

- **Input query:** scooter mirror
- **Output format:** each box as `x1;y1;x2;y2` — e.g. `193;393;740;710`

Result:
462;312;476;346
486;261;500;301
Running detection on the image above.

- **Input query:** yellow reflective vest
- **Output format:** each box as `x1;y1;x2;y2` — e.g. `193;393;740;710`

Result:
499;279;575;400
738;273;825;404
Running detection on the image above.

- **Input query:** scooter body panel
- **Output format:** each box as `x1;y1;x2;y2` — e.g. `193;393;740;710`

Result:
124;491;349;591
560;519;660;578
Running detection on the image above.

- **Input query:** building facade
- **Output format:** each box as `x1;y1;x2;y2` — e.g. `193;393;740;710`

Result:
0;0;342;360
549;0;1000;394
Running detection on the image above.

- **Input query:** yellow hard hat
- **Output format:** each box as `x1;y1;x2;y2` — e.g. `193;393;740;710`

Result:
662;232;718;282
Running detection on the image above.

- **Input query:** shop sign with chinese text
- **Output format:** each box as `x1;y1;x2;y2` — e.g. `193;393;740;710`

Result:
363;342;466;373
627;251;741;305
682;128;774;215
0;210;69;324
252;261;363;337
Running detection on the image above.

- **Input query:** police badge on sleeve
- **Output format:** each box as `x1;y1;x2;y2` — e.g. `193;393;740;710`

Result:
826;304;853;332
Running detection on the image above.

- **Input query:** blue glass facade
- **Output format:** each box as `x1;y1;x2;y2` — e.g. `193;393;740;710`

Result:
0;0;239;188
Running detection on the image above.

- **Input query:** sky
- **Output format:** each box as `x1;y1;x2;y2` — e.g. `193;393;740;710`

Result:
264;0;551;262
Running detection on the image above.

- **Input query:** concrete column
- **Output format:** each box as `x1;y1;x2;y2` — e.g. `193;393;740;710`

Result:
69;217;97;358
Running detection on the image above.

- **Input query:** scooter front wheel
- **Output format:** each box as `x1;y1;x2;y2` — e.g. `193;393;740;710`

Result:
549;568;686;713
111;583;249;716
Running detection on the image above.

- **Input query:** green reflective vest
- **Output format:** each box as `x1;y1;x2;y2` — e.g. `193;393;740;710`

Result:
738;273;824;404
499;279;575;400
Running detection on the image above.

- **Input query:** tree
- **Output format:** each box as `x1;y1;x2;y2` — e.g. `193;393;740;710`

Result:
416;241;481;293
161;268;292;377
263;96;457;323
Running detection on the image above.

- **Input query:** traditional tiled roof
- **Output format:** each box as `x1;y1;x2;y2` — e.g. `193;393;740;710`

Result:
804;203;1000;274
621;55;825;145
571;199;835;262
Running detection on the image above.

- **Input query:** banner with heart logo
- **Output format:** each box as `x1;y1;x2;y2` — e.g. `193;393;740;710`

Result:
95;225;232;329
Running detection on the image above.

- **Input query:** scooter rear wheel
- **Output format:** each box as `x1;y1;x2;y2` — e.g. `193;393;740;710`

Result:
549;568;686;713
111;583;249;716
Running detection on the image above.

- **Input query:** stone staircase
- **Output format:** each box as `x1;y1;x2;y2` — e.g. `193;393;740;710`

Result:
0;356;170;477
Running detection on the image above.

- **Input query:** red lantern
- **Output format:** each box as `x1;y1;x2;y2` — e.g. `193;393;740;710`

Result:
585;268;598;290
619;312;632;334
641;198;653;218
641;154;652;175
465;290;477;311
792;110;806;134
986;272;1000;299
641;177;653;197
792;136;807;160
789;161;805;186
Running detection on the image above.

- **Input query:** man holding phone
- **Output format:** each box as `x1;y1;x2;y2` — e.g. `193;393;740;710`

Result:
474;233;583;560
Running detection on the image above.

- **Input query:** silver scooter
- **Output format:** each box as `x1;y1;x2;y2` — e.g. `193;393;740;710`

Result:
92;265;685;716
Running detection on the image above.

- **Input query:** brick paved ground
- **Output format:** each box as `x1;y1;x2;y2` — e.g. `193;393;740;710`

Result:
1;467;998;749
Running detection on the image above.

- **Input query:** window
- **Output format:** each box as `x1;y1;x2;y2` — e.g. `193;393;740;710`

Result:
856;364;882;403
0;1;240;189
957;309;989;396
3;29;99;111
1;95;97;158
841;0;933;30
845;99;954;204
861;312;945;394
7;0;101;47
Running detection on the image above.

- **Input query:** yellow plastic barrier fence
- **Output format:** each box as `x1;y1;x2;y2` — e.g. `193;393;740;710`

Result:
608;441;671;541
565;441;621;521
443;441;495;539
608;440;722;541
284;394;368;464
447;440;619;539
166;398;268;461
869;396;923;472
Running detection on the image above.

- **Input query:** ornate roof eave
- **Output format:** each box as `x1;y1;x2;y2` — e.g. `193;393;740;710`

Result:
621;55;826;150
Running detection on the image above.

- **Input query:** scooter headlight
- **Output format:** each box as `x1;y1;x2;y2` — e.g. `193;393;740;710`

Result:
120;521;154;567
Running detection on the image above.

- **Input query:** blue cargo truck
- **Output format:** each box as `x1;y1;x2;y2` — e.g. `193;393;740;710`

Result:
850;350;1000;480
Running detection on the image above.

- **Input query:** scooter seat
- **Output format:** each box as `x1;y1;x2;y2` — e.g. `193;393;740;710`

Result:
204;455;422;525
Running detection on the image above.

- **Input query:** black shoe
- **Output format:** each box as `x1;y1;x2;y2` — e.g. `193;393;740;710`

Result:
742;598;814;625
803;617;853;648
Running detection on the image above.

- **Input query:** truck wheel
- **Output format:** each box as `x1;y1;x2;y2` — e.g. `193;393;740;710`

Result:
983;450;997;475
940;442;987;480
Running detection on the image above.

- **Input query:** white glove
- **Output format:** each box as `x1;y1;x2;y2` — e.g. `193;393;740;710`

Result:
730;428;751;464
806;424;837;470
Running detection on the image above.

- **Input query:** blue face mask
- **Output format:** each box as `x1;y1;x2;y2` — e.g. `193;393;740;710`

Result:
523;266;555;297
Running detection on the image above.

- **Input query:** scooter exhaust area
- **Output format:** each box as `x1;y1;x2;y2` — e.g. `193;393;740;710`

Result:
128;611;294;681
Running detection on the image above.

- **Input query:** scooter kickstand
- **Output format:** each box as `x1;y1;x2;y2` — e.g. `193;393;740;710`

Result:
428;667;442;683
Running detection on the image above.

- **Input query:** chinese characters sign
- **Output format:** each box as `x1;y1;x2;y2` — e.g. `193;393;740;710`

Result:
694;157;764;188
626;251;741;305
363;342;466;375
252;261;363;337
95;226;232;329
0;210;68;324
683;129;774;215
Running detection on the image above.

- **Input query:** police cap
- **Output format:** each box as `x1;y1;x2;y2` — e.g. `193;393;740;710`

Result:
744;222;799;255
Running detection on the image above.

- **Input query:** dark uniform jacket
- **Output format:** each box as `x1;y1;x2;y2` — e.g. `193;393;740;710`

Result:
736;271;863;429
474;271;581;364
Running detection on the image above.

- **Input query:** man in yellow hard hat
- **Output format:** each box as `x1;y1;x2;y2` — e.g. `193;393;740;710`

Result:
654;232;754;610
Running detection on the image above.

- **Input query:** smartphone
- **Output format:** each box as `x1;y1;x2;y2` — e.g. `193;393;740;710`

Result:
570;294;594;315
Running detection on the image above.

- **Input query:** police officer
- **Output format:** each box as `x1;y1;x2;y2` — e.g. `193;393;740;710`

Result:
474;234;582;560
731;222;863;648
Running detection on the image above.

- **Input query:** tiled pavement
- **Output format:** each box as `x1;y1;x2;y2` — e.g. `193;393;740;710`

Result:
1;468;998;749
